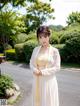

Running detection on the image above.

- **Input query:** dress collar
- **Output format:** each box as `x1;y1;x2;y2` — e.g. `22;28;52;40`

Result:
36;44;51;56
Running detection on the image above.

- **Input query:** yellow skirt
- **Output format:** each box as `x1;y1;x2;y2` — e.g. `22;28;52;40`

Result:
35;76;40;106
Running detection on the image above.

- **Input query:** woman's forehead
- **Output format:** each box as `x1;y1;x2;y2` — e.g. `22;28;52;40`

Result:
39;33;48;37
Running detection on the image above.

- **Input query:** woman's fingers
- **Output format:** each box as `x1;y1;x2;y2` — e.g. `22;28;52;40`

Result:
33;71;42;76
38;70;42;76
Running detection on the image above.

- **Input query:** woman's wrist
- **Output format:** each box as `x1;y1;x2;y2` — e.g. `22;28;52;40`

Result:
33;70;42;76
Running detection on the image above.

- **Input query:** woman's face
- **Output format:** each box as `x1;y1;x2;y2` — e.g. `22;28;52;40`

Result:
38;35;50;47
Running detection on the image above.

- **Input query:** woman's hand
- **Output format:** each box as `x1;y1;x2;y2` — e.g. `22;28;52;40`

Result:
33;70;42;76
38;70;42;76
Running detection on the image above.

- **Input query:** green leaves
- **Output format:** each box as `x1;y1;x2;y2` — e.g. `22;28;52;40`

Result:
0;0;52;10
0;0;26;9
25;1;54;34
0;74;13;96
67;12;80;25
0;8;26;46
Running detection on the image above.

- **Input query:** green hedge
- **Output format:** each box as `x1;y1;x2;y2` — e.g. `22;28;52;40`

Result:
50;35;59;44
0;74;13;97
5;49;16;61
60;35;80;63
15;33;28;44
9;30;80;64
0;44;4;53
23;39;38;64
15;43;25;62
50;31;59;44
14;42;65;64
4;43;12;50
0;44;12;53
53;44;65;50
60;30;80;44
25;33;36;42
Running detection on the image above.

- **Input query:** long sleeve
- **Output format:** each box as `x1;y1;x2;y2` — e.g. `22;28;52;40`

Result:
41;49;61;76
29;47;38;72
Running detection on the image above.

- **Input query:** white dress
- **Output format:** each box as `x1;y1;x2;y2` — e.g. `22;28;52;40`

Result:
30;44;61;106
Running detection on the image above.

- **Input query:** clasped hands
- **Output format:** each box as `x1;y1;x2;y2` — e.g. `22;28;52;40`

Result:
33;69;42;76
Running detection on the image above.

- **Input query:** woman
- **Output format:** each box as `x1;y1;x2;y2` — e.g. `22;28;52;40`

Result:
29;26;61;106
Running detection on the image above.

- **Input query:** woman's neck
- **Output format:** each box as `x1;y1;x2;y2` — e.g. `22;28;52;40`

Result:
41;43;50;49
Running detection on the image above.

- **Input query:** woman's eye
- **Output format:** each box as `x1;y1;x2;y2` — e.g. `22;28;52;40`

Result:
44;36;47;38
39;35;47;39
39;36;42;39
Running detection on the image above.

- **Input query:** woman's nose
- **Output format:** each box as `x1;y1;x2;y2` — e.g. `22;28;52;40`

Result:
42;37;46;40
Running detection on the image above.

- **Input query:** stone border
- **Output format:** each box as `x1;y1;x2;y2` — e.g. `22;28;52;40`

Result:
7;90;21;105
0;83;21;106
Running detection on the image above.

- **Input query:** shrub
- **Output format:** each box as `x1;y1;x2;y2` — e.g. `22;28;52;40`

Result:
4;43;12;50
0;74;13;97
5;49;16;61
23;39;38;64
25;32;36;42
15;43;25;62
53;44;65;50
60;31;80;43
61;35;80;63
15;33;28;44
50;35;59;44
50;31;59;44
0;44;4;53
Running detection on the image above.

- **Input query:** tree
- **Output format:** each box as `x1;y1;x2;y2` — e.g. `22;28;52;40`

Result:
67;12;80;25
0;0;52;10
0;0;27;10
25;1;54;34
49;25;63;31
0;7;26;49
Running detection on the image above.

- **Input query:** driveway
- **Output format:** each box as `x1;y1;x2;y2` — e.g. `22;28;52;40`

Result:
0;62;80;106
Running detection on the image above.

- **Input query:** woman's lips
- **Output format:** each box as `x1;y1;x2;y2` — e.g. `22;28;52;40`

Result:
43;42;46;44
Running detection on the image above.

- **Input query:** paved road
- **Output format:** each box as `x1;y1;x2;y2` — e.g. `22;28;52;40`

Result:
0;62;80;106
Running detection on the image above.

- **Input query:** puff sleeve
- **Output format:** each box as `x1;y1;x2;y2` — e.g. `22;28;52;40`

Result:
41;48;61;76
29;47;38;72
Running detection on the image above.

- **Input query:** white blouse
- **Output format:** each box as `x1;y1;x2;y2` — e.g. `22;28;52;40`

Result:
29;44;61;76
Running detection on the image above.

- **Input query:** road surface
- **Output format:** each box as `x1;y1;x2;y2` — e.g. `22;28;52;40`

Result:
0;62;80;106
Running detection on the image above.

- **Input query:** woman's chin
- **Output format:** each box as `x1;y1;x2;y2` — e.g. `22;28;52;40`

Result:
42;44;48;47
